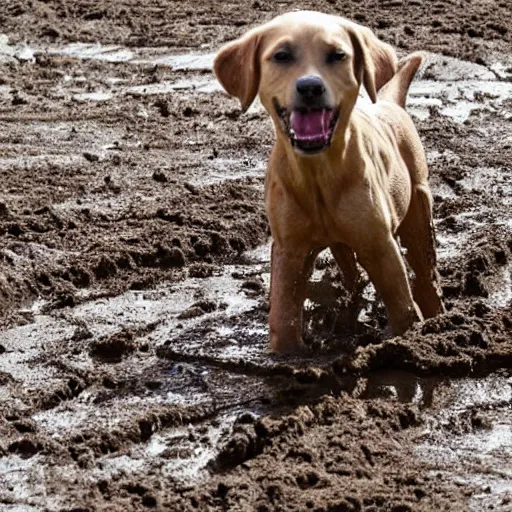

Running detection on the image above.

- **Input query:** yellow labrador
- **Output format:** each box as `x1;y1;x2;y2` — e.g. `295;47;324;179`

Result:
214;11;445;352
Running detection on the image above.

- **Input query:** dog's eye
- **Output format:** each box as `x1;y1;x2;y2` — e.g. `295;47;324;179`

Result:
326;50;347;64
272;50;294;64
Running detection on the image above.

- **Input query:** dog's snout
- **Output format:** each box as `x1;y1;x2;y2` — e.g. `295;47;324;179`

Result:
296;76;325;99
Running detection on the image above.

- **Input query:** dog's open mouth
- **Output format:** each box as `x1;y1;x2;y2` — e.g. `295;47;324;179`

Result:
274;99;339;154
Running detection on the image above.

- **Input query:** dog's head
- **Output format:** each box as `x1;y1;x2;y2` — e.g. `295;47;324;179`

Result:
214;11;397;156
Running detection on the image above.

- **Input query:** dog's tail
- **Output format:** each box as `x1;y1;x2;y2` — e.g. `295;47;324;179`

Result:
377;52;424;109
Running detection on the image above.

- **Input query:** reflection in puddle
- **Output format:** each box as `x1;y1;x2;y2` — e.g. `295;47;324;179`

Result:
361;371;439;406
361;369;512;510
362;370;441;406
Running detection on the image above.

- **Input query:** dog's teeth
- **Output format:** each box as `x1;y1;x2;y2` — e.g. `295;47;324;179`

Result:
289;129;296;138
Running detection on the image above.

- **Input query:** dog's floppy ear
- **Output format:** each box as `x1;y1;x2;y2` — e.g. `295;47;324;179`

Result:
214;29;262;112
348;25;397;103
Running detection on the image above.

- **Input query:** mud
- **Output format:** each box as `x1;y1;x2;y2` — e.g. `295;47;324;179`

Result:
0;1;511;511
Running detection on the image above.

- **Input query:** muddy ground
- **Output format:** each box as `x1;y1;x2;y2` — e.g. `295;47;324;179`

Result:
0;1;511;511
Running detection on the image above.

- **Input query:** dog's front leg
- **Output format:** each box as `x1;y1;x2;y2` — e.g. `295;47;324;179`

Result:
269;242;318;352
357;236;422;336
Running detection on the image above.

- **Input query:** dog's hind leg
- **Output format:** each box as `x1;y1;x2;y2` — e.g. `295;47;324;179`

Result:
397;184;445;318
330;243;359;295
269;243;320;352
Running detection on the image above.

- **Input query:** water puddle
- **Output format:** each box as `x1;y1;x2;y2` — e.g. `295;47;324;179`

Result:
361;369;512;508
458;167;512;205
1;246;269;380
72;91;113;102
0;456;65;510
44;42;215;70
186;156;266;187
88;410;239;488
45;43;135;63
125;76;221;97
0;154;84;170
430;162;511;268
32;384;212;440
1;316;75;392
487;264;512;308
0;35;34;64
435;230;471;261
415;370;512;510
407;79;512;123
68;263;262;340
147;52;215;71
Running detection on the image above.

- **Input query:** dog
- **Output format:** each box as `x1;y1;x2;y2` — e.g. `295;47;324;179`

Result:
214;11;445;352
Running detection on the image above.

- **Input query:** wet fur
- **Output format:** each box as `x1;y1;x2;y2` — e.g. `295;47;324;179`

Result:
215;12;445;352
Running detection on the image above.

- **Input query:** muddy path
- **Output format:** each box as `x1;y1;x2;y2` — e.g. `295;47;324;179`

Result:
0;1;512;511
1;0;511;65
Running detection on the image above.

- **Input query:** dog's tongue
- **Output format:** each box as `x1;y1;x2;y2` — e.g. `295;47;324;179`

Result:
290;109;333;141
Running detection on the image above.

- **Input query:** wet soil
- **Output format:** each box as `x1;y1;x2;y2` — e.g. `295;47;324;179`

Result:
1;0;511;66
0;1;511;511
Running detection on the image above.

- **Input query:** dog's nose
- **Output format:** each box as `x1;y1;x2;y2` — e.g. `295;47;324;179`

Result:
296;76;326;99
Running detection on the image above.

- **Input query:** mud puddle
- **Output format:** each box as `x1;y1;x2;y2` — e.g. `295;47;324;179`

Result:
360;370;512;509
3;243;350;380
3;36;511;125
61;46;512;124
416;370;512;511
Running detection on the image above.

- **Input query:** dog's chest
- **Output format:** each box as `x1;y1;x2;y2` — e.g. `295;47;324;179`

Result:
280;164;403;249
295;175;366;245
